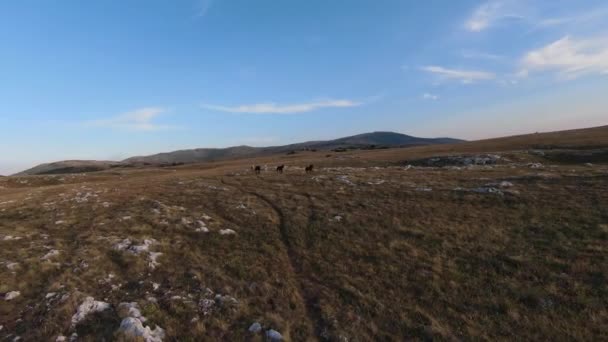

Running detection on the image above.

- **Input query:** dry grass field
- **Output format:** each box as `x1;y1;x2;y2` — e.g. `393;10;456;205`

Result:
1;127;608;341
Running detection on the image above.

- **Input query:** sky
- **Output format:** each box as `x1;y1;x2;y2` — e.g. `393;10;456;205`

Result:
1;0;608;175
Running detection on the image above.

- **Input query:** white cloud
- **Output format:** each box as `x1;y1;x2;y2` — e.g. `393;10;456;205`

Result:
520;36;608;79
421;66;496;83
87;107;175;131
465;0;524;32
422;93;439;101
201;99;362;114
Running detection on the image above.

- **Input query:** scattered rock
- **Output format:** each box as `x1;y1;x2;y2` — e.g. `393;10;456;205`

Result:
116;302;165;342
199;298;215;316
41;249;60;260
195;221;210;233
71;297;111;328
411;154;501;167
149;252;163;269
5;291;20;301
2;235;22;241
528;163;544;169
337;175;355;186
248;322;262;333
472;187;504;195
266;329;283;341
219;229;236;235
485;181;514;188
118;317;165;342
55;336;66;342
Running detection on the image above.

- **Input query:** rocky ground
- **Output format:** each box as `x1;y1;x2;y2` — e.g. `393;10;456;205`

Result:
1;149;607;341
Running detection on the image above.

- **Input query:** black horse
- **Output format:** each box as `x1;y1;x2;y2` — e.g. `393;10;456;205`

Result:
305;164;314;173
276;165;285;174
254;165;261;174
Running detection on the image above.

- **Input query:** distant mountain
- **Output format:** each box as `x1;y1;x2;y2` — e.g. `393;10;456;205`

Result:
123;132;463;164
16;131;464;175
15;160;122;176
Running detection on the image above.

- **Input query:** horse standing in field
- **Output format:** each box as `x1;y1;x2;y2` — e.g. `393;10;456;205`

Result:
254;165;261;175
276;165;285;174
305;164;314;173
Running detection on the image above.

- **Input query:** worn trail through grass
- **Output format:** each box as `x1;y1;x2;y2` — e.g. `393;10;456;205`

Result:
222;177;329;340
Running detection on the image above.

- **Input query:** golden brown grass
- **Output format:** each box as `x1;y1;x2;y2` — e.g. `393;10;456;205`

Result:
1;131;608;341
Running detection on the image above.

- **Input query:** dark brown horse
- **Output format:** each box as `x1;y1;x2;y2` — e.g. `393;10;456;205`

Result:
254;165;261;174
276;165;285;174
305;164;314;173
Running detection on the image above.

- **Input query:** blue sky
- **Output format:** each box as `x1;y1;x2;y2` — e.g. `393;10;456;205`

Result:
1;0;608;174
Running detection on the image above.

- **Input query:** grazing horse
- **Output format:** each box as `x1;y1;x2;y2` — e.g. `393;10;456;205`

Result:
276;165;285;174
254;165;261;174
305;164;314;173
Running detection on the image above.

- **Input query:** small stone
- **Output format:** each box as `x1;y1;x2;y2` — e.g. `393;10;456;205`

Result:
5;291;21;301
266;329;283;341
248;322;262;333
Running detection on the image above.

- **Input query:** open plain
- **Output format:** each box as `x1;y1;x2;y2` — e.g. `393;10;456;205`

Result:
1;127;607;341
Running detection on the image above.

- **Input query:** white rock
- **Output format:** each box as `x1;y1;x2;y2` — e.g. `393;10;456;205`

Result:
249;322;262;333
6;262;19;270
3;235;22;241
219;229;236;235
71;297;111;327
5;291;20;300
41;249;60;260
266;329;283;341
149;252;163;269
118;317;165;342
116;302;164;341
118;302;146;322
55;336;66;342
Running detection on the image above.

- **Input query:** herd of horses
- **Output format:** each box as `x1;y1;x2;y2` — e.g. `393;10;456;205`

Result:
251;164;314;175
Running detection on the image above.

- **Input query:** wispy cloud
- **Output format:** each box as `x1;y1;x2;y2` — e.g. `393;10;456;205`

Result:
421;66;496;83
461;50;505;61
519;36;608;79
422;93;439;101
536;7;608;29
465;0;524;32
195;0;214;18
201;99;362;114
86;107;176;131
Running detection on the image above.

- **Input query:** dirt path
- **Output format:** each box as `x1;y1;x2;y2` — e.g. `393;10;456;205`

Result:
221;177;328;340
